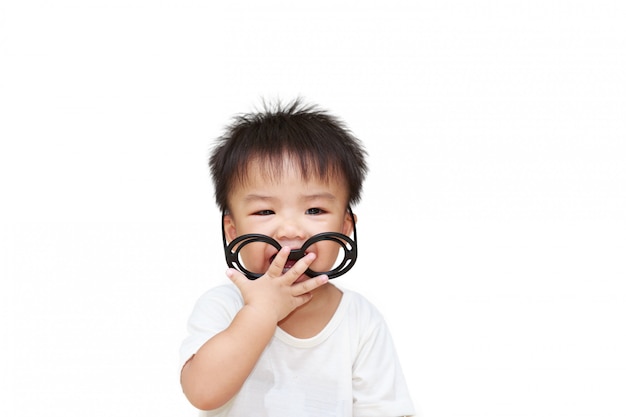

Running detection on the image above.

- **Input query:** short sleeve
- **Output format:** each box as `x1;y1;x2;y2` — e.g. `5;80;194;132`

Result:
179;284;243;370
351;298;416;417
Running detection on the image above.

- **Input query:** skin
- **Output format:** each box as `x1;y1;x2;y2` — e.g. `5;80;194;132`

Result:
180;158;355;411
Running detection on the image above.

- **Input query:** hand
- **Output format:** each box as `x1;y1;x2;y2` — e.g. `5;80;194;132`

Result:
226;246;329;323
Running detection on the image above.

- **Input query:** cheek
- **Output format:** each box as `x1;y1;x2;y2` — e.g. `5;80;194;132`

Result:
237;242;275;274
308;241;344;272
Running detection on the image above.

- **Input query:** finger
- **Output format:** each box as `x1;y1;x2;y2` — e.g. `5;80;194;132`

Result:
291;292;314;309
265;246;291;278
225;268;248;289
284;252;317;283
292;274;329;296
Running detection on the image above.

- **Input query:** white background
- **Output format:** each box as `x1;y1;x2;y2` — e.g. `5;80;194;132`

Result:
1;1;625;416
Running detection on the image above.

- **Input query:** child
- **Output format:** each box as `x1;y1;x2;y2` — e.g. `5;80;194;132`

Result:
180;100;416;416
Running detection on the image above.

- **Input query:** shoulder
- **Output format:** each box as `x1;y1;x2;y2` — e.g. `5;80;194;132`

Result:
336;287;388;335
196;283;242;305
340;287;384;319
188;283;243;322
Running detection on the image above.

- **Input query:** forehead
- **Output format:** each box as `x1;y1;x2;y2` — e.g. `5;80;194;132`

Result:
227;156;349;204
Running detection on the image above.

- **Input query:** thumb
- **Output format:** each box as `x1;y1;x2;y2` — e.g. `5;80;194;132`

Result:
225;268;247;289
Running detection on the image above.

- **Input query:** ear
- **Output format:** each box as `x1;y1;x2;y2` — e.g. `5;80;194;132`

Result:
342;211;357;236
223;213;238;244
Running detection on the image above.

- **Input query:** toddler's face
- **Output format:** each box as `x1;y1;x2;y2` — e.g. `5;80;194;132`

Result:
223;159;354;282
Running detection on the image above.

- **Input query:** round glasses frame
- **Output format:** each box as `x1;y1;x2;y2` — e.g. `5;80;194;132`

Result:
222;208;358;280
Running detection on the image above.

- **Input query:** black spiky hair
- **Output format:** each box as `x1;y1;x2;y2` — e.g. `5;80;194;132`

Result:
209;99;368;212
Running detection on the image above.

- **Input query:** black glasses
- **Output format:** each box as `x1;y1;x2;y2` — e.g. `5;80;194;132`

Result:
222;208;358;280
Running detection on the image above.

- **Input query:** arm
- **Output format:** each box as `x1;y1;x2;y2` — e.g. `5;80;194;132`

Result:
181;247;329;410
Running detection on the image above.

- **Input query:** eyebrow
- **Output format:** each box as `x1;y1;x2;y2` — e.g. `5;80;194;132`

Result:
301;192;337;202
243;193;337;202
243;194;274;202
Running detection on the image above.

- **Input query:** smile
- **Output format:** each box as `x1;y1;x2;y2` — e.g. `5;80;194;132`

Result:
282;259;297;274
270;249;309;267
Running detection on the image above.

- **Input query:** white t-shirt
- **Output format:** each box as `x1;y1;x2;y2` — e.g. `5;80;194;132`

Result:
180;284;415;417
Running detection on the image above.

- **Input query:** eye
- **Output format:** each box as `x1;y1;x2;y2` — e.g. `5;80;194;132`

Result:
305;208;325;215
254;210;275;216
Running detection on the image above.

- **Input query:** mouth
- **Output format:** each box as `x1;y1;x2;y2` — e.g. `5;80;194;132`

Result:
270;250;308;274
282;259;297;274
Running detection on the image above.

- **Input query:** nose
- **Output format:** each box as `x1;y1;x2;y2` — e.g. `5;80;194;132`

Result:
275;217;305;247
